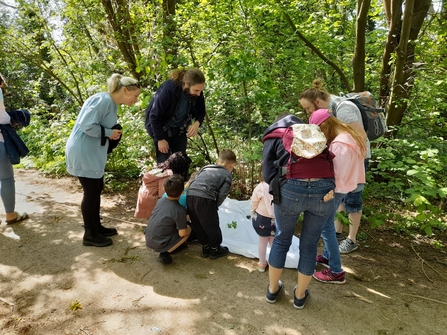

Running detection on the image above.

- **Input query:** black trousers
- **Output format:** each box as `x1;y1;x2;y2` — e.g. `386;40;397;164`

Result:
78;176;104;228
153;132;188;163
186;195;222;247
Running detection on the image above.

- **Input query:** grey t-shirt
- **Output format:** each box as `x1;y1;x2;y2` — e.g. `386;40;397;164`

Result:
330;95;371;159
144;197;187;252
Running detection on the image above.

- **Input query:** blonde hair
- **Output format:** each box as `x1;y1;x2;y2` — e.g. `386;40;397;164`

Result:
319;116;367;157
107;73;140;93
300;79;330;104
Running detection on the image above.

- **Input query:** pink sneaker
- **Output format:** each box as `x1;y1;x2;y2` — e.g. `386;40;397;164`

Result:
313;268;346;284
315;254;329;268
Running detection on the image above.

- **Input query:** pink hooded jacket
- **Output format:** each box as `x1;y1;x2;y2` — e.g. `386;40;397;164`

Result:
134;168;173;218
330;132;366;194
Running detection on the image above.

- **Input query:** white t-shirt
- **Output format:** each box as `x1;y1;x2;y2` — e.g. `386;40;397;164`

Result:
0;89;11;143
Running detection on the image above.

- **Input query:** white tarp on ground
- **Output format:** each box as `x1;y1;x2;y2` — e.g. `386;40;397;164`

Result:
218;198;300;269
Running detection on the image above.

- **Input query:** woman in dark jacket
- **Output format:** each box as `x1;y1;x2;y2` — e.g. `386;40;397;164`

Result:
145;68;206;163
262;113;336;309
0;73;28;225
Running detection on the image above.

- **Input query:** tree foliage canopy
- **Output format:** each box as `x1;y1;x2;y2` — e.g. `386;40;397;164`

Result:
0;0;446;235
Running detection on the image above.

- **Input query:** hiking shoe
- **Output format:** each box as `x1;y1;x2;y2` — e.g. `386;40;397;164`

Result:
336;232;344;240
201;245;210;258
313;268;346;284
266;280;283;303
315;254;329;268
293;287;309;310
209;246;229;260
157;252;172;264
339;238;358;254
258;262;268;273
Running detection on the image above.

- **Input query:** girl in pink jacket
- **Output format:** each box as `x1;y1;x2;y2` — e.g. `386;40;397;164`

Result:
309;109;366;284
251;172;276;272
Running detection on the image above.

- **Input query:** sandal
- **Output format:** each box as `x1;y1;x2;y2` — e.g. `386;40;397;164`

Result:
6;212;29;225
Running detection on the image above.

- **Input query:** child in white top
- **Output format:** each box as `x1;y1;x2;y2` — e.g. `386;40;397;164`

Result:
251;173;275;272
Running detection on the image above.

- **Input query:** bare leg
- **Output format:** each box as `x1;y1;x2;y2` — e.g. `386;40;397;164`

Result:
258;236;269;266
168;226;191;253
346;211;362;243
296;272;312;299
268;235;275;247
268;265;283;293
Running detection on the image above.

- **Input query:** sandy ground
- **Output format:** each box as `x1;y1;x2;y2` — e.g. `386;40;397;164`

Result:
1;169;447;335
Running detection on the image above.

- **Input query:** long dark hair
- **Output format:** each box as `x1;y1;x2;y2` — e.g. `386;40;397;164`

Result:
157;151;191;179
169;68;205;87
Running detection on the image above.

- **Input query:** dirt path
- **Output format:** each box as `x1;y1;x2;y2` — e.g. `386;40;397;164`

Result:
1;169;446;335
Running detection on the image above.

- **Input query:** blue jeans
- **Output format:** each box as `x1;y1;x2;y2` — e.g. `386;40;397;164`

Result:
0;141;15;213
269;178;335;276
321;193;345;273
343;159;369;213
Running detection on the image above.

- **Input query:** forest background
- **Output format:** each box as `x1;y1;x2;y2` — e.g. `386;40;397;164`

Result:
0;0;446;243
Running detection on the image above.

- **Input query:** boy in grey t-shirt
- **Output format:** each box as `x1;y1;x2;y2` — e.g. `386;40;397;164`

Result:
144;175;191;264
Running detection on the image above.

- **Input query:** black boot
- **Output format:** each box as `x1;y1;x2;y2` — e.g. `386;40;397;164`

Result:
201;244;210;258
209;246;229;260
98;225;118;236
83;227;113;247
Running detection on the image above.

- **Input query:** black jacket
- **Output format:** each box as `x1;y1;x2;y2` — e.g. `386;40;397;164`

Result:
144;80;206;141
0;110;31;164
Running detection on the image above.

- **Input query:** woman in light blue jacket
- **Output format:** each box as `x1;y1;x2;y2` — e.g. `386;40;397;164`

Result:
66;74;140;247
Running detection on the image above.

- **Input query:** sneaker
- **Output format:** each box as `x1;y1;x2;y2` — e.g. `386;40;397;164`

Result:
258;262;268;273
315;254;329;268
201;245;210;258
157;252;172;264
293;287;309;309
313;268;346;284
266;280;283;303
336;232;344;240
339;238;358;254
209;246;229;260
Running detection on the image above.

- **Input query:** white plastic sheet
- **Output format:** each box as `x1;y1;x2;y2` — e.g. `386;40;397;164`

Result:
218;198;300;269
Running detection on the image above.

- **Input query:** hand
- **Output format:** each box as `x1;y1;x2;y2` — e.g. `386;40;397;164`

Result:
187;121;200;138
158;139;170;154
109;129;122;140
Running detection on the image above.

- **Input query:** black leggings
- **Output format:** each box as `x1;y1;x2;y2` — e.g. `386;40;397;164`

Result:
78;176;104;228
186;195;222;247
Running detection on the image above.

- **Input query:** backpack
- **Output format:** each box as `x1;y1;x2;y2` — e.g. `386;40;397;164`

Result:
263;124;334;204
335;91;388;141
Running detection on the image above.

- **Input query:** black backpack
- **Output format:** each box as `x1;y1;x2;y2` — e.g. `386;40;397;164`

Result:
334;91;388;141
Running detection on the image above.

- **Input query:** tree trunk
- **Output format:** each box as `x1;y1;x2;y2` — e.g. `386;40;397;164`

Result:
101;0;142;80
352;0;371;92
385;0;432;129
162;0;179;68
